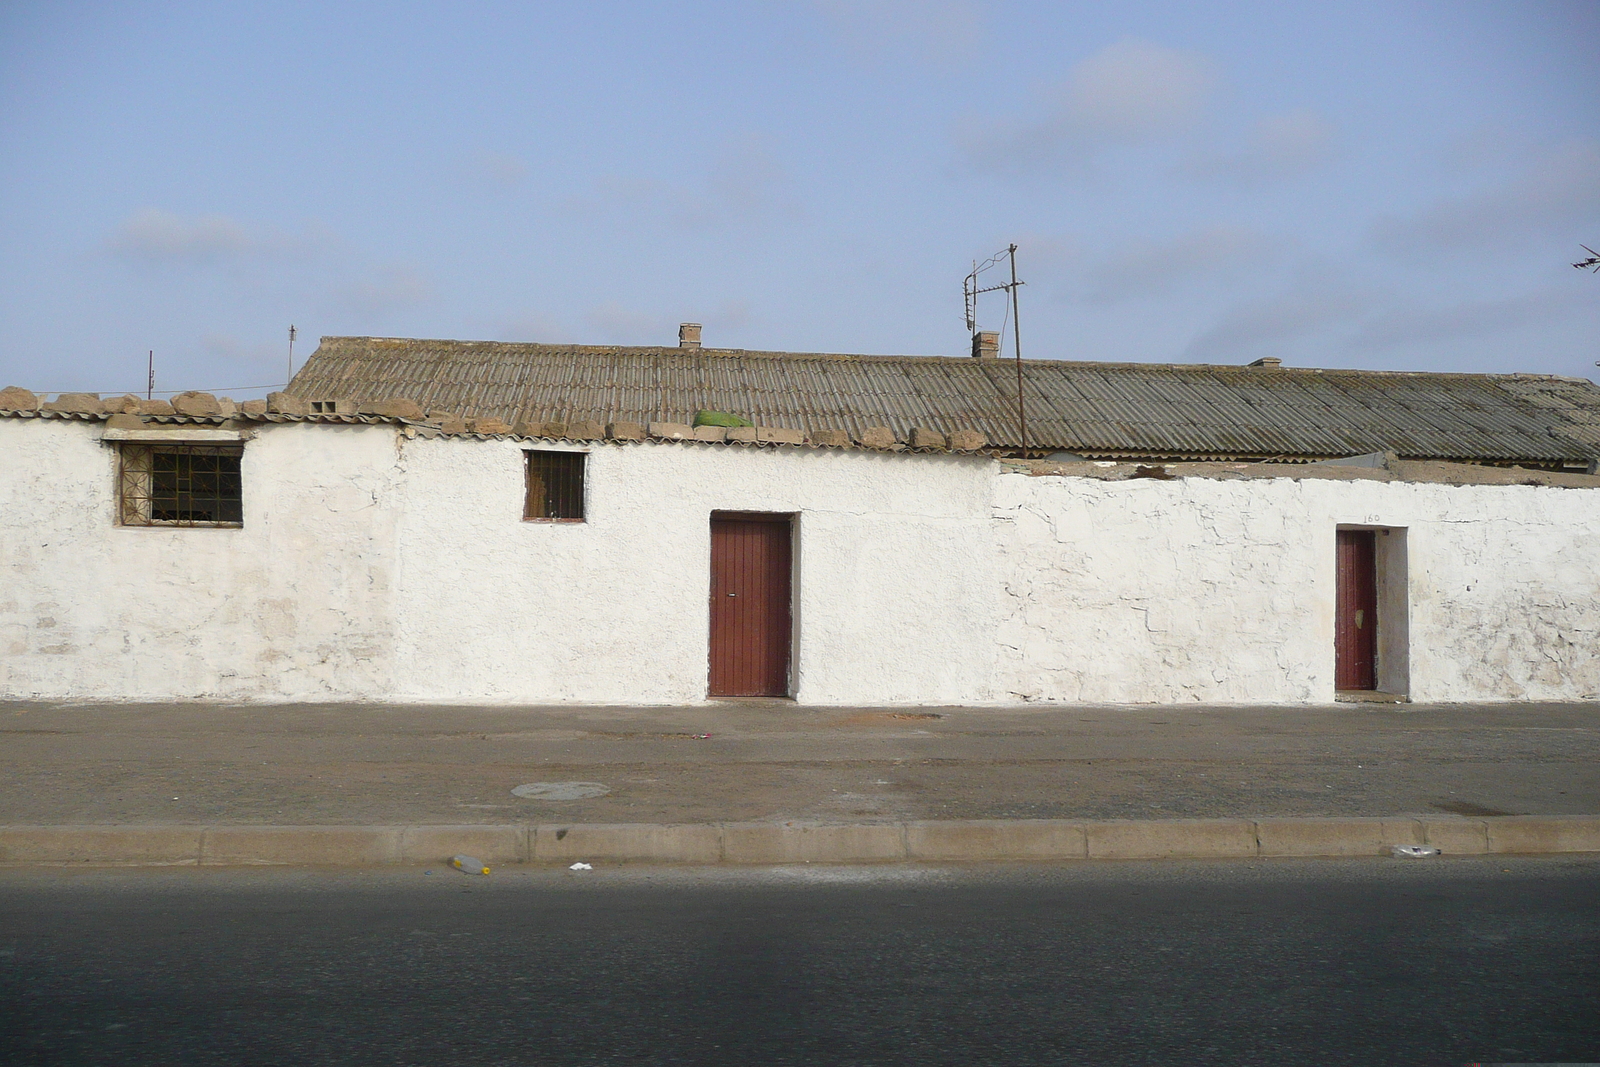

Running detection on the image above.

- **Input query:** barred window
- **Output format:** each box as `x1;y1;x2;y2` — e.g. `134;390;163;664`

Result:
525;450;585;521
119;444;244;527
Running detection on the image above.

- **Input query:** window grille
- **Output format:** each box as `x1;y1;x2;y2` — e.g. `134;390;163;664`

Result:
525;450;585;521
119;444;244;527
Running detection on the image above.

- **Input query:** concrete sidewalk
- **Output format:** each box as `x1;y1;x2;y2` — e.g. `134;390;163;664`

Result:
5;700;1598;865
5;700;1596;827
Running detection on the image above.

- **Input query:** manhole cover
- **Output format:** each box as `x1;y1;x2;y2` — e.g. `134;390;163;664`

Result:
511;782;611;801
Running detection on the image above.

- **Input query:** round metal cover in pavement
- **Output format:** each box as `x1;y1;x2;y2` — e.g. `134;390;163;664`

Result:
511;782;611;801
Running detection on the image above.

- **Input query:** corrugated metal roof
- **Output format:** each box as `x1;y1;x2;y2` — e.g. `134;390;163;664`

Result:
285;336;1600;463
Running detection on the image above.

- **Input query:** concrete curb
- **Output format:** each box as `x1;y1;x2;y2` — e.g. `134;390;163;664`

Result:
1;816;1596;868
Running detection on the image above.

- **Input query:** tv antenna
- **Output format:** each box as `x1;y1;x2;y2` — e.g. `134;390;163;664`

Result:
964;243;1027;455
1575;245;1600;273
287;325;297;386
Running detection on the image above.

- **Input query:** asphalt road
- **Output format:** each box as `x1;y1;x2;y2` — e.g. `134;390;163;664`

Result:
2;858;1597;1066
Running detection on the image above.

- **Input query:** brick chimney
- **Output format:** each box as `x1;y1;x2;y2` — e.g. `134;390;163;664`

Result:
679;323;702;349
971;331;1000;359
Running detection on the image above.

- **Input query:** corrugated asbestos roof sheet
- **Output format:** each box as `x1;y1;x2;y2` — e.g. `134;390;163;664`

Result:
285;336;1600;463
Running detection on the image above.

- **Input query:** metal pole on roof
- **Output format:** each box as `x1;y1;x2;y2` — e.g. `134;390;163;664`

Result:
146;351;154;401
1008;244;1025;457
964;244;1028;455
287;325;297;387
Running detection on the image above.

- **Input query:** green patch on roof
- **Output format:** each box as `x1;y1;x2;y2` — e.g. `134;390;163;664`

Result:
694;410;753;428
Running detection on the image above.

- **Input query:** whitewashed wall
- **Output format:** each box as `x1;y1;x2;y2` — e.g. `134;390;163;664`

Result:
0;419;996;705
389;432;996;705
993;469;1600;703
0;418;406;703
2;416;1596;705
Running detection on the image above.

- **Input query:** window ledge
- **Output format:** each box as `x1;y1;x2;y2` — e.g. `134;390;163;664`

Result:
102;427;251;443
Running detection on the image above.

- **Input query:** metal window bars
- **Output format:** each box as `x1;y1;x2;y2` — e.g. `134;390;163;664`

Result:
525;450;585;521
118;444;244;527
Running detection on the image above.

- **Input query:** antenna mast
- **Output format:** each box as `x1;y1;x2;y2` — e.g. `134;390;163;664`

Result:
147;350;154;401
287;325;297;386
964;244;1027;455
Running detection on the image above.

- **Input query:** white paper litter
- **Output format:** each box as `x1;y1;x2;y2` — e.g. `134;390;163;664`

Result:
569;862;593;871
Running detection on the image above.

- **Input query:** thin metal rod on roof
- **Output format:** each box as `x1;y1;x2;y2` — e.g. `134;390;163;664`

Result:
1575;245;1600;272
1009;244;1025;456
146;351;154;401
965;243;1027;454
288;325;298;384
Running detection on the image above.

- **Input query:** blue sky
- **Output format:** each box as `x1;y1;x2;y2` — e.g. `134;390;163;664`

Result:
2;0;1597;397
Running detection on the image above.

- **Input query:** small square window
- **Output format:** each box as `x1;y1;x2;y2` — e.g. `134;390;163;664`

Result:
119;444;244;527
525;450;585;521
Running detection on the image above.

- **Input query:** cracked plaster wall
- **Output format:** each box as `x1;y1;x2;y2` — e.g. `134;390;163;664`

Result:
389;436;996;705
2;416;1595;705
0;421;996;704
993;469;1600;703
0;418;403;702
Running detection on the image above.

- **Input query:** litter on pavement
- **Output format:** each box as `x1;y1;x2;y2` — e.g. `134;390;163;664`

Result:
1391;845;1441;858
451;854;491;875
569;862;593;871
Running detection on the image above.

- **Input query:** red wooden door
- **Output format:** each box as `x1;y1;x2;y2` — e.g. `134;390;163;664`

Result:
709;516;792;696
1335;530;1378;691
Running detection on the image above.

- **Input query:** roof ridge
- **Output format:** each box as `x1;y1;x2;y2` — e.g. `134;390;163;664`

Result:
312;336;1594;381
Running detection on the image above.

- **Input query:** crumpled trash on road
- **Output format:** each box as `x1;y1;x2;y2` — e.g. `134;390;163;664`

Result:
1391;845;1441;858
451;854;491;875
569;862;593;871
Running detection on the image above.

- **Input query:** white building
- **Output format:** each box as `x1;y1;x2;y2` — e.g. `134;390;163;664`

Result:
2;331;1597;706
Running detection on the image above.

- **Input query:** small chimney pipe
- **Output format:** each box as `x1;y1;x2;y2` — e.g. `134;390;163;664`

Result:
679;323;702;349
971;331;1000;359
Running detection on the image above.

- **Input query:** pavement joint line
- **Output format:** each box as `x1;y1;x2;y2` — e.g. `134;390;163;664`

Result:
0;816;1597;867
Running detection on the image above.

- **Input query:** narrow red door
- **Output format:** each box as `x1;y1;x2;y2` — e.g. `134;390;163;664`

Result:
1335;529;1378;691
709;516;792;697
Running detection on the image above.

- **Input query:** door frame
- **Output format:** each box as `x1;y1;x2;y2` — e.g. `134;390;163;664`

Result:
1335;528;1379;691
707;511;797;699
1333;524;1410;699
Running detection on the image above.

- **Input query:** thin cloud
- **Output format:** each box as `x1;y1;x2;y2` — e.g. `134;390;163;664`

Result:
466;151;530;188
1371;139;1600;257
109;208;325;265
1080;225;1282;303
959;39;1218;173
333;265;432;315
1185;275;1371;361
201;333;275;367
572;134;800;229
1350;287;1590;351
814;0;983;63
110;209;254;262
586;303;674;345
1186;109;1340;182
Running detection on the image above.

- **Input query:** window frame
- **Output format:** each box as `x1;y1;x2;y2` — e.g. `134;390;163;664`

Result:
523;448;587;523
117;442;245;528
